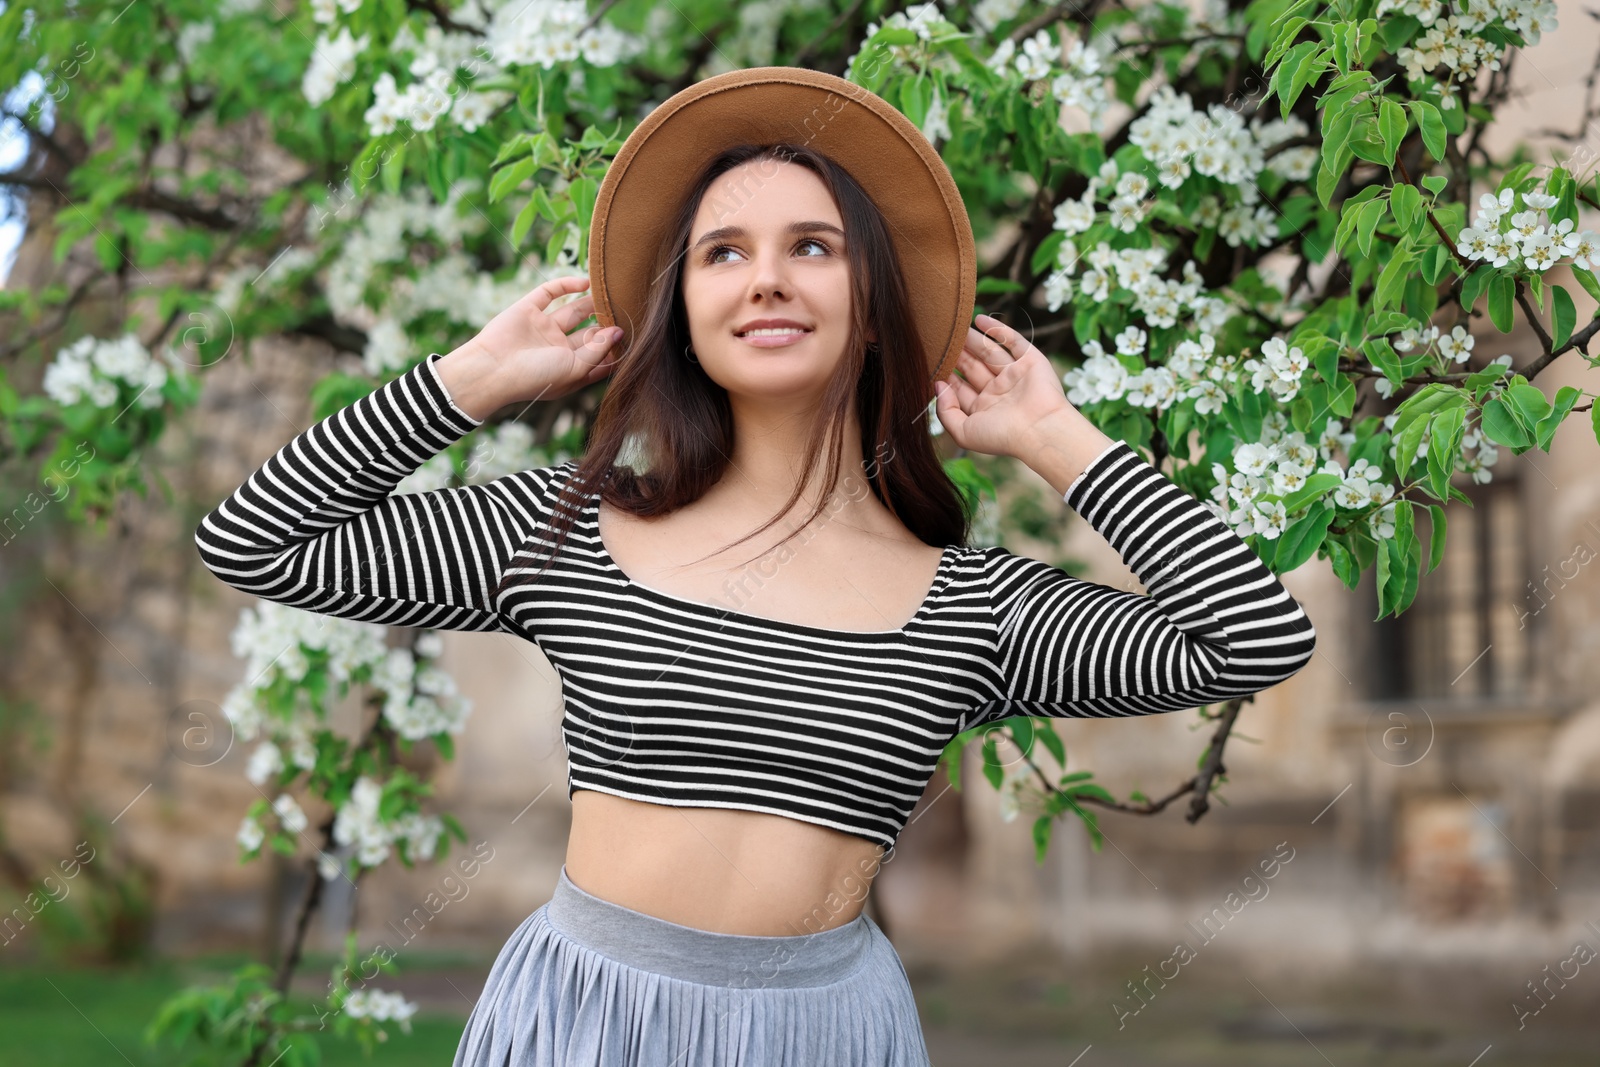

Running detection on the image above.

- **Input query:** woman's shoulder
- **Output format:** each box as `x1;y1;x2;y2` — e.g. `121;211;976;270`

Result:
471;458;588;527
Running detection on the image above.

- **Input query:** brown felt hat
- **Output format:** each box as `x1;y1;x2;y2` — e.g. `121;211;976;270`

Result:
587;66;977;386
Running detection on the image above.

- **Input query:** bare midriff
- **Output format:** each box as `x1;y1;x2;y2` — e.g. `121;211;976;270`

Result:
564;788;889;936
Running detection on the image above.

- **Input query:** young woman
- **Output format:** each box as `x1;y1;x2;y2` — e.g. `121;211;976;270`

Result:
196;70;1316;1067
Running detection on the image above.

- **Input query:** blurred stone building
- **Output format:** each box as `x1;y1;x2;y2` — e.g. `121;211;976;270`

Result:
1;0;1598;1018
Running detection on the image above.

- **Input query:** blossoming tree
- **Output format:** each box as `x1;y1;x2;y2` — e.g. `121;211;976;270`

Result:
2;0;1596;1061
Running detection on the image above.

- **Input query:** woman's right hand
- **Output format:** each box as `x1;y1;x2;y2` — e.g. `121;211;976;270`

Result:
465;273;624;405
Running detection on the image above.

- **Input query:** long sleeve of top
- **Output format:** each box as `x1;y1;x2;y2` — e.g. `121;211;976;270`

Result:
965;438;1318;729
194;353;551;634
193;356;1321;850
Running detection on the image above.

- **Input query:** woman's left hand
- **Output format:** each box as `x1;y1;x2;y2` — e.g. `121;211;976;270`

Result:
933;314;1079;459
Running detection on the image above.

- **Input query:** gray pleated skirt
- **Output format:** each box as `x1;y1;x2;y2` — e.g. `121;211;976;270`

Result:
451;865;932;1066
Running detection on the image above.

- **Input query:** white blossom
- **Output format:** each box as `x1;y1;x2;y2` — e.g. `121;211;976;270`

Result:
246;742;284;786
303;28;369;107
1438;325;1475;363
44;334;172;410
344;988;419;1030
237;814;265;853
273;793;309;835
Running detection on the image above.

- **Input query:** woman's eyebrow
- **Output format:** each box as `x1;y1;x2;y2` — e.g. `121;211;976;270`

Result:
689;220;846;254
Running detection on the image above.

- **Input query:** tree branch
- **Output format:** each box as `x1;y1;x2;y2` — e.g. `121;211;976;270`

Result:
1017;696;1249;823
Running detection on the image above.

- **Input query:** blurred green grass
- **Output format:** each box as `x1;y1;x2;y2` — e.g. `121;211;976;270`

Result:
0;954;473;1067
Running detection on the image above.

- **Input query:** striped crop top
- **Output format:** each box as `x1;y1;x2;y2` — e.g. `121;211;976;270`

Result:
195;353;1318;850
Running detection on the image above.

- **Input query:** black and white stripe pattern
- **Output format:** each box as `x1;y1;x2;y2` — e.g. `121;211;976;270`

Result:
196;354;1317;849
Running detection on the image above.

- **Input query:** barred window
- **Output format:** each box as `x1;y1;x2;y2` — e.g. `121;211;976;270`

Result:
1363;473;1530;701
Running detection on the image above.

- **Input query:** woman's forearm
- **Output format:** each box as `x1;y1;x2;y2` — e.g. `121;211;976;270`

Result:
432;340;516;424
1010;404;1118;497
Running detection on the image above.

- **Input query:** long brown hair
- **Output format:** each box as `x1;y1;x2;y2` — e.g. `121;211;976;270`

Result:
493;141;970;598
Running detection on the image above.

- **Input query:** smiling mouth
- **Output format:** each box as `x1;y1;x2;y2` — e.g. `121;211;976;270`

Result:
735;327;813;347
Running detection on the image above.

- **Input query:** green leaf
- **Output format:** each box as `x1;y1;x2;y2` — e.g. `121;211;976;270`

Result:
1032;232;1066;275
1330;21;1352;71
1465;359;1512;394
1390;182;1421;232
980;734;1003;789
1380;13;1421;50
425;146;450;204
1366;310;1413;335
1326;537;1361;589
1508;380;1552;428
1479;395;1531;449
1487;274;1515;332
1349;134;1392;166
1460;264;1496;309
1267;16;1311;68
1534;385;1581;451
1425;406;1466;500
510;199;538;247
489;156;536;202
381;142;406;196
1378;99;1408;163
568;176;599;228
1420;243;1452;285
1573;266;1600;307
1066;782;1118;806
1391;381;1467;435
1356;198;1384;256
1266;40;1317;109
1409;100;1447;160
1423;503;1446;575
1035;721;1065;766
899;77;930;128
1375;527;1393;618
1010;716;1035;756
1281;471;1342;513
1593;393;1600;449
1552;285;1576;349
1394;411;1430;477
1275;502;1334;573
1374;246;1414;311
1283;47;1329;118
491;132;534;167
1421;174;1448;196
1032;815;1055;863
1356;17;1383;64
1363;336;1405;383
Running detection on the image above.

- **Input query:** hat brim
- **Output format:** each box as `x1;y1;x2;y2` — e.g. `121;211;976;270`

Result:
588;66;976;385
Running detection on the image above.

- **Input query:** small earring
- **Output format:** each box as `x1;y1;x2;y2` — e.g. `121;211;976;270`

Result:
684;343;698;364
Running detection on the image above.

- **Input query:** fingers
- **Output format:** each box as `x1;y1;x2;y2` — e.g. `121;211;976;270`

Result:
932;378;966;436
549;292;595;334
938;371;980;412
971;314;1025;365
955;346;996;391
528;273;592;315
578;323;625;361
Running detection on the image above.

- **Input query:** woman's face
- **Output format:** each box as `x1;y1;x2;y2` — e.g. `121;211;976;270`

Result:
680;159;863;401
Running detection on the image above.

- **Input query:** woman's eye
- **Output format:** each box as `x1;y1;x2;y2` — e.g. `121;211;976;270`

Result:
703;238;833;265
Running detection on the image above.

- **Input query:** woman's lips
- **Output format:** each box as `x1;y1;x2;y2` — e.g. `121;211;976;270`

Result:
736;329;812;348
